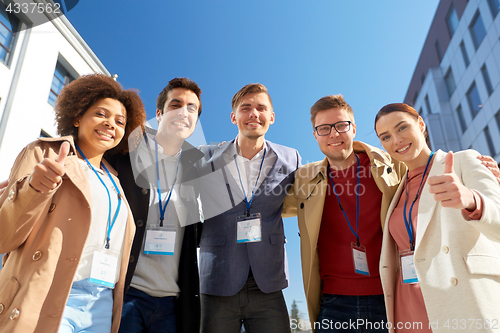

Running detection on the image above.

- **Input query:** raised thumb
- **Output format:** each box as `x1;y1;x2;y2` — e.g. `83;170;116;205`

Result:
57;141;70;165
444;151;454;174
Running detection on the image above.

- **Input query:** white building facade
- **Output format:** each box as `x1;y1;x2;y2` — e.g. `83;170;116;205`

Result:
405;0;500;162
0;0;110;179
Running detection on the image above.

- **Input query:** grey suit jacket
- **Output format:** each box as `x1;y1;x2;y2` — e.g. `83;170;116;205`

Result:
197;139;301;296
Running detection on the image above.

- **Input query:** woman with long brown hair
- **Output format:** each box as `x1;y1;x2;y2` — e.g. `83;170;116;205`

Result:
374;103;500;332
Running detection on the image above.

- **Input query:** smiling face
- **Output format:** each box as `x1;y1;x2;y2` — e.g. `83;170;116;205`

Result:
375;111;431;170
156;87;199;144
313;107;356;167
74;98;126;157
231;92;275;140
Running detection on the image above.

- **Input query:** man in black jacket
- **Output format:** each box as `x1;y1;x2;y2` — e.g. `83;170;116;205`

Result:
109;77;204;333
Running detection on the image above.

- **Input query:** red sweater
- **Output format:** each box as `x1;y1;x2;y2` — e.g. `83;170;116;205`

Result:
317;153;384;295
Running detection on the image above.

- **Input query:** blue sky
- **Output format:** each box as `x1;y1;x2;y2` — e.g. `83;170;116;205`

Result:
66;0;439;320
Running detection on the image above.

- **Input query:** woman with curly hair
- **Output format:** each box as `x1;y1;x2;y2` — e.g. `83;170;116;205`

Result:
0;74;146;333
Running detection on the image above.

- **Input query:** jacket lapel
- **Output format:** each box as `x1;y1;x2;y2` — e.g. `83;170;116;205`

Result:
415;150;444;249
210;140;233;172
385;173;406;228
260;141;285;194
303;158;329;253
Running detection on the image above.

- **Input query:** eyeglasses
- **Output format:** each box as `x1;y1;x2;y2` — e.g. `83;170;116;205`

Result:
314;121;352;136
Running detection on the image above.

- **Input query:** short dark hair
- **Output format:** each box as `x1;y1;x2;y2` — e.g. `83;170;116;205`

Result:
156;77;202;116
55;74;146;154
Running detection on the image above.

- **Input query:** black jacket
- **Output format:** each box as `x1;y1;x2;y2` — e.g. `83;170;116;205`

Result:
108;138;204;333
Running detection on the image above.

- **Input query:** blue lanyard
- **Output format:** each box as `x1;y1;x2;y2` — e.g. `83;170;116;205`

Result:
328;154;361;247
234;148;266;216
154;139;181;227
75;144;122;249
403;151;434;251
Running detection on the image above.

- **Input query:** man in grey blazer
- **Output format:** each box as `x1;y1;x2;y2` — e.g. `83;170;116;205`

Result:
196;83;301;333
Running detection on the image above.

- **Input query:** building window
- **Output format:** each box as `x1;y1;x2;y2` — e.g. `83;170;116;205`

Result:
421;73;426;84
412;91;419;106
425;95;432;114
488;0;500;17
484;126;497;156
0;2;20;65
481;64;494;96
469;11;487;50
444;68;456;97
456;105;467;133
446;4;459;36
460;41;470;67
48;62;75;106
435;40;443;61
466;82;482;118
419;107;424;116
495;109;500;134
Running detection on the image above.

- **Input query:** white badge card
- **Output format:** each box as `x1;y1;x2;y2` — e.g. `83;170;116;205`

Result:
89;251;118;289
400;250;418;284
351;243;369;276
236;213;261;243
144;230;176;255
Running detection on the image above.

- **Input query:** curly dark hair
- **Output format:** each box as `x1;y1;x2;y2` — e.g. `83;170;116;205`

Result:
55;74;146;154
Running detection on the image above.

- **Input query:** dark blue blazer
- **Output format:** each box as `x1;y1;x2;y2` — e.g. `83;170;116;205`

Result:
197;139;301;296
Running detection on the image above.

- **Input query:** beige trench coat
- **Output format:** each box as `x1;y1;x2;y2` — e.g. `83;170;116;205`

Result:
0;136;135;333
283;141;405;328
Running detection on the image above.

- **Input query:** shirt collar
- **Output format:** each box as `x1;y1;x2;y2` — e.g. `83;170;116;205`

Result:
232;136;268;161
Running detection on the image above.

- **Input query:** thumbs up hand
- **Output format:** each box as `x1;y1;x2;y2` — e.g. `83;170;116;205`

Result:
427;151;476;210
29;141;70;193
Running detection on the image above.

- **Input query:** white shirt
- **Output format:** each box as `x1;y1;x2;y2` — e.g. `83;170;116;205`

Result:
74;160;128;284
224;138;277;202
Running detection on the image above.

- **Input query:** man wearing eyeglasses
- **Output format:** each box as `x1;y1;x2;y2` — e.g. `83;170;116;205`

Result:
283;95;406;333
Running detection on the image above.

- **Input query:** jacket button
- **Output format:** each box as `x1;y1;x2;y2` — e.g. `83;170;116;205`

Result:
141;188;149;195
129;255;135;263
300;203;304;209
0;303;4;314
387;167;392;174
442;246;449;254
33;251;42;261
10;308;19;320
450;277;458;286
8;189;15;201
136;220;144;227
48;203;56;213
